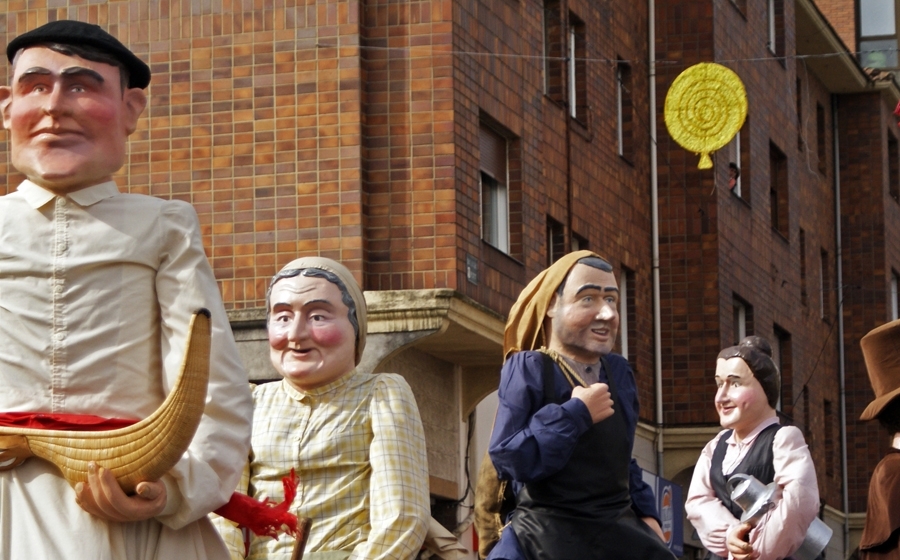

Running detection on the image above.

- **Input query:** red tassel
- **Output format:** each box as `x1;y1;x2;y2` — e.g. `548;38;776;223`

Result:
214;469;300;541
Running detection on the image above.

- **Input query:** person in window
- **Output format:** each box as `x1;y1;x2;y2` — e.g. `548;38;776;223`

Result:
728;162;741;191
685;337;820;560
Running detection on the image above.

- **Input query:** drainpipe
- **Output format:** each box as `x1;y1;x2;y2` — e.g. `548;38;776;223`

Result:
648;0;664;477
832;94;849;558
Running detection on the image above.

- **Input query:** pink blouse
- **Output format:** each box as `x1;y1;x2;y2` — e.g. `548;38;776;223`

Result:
685;418;820;559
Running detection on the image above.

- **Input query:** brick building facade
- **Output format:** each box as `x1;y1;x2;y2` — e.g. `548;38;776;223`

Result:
1;0;898;558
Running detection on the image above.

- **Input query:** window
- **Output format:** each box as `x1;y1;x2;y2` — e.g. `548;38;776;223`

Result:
800;229;808;307
773;325;792;415
820;249;830;320
824;400;835;476
726;118;750;201
770;142;789;238
817;103;827;173
568;13;586;121
802;385;811;438
543;0;564;102
547;216;565;265
767;0;785;58
571;231;588;251
733;295;753;343
617;60;633;160
859;0;898;69
889;131;900;202
892;270;899;321
619;267;636;362
480;123;509;253
796;78;803;151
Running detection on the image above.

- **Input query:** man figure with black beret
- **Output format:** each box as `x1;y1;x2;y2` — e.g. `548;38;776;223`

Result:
0;20;252;559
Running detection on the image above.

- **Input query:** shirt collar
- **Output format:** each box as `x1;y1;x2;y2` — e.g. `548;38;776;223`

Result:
281;369;360;401
726;415;780;446
560;354;601;384
18;180;120;209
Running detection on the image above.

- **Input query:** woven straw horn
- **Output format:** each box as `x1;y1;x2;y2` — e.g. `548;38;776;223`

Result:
0;309;211;494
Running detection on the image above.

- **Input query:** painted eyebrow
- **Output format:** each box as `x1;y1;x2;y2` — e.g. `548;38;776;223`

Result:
302;298;335;309
271;298;336;311
18;66;105;84
574;284;620;296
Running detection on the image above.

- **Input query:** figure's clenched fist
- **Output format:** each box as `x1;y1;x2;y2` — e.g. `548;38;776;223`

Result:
571;383;614;423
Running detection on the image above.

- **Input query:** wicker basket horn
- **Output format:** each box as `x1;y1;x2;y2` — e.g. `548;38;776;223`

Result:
0;309;211;494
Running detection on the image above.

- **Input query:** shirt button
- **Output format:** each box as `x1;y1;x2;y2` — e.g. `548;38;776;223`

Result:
54;332;65;341
57;198;67;206
54;284;63;294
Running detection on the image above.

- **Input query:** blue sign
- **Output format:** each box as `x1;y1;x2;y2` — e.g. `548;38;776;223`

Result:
643;470;684;556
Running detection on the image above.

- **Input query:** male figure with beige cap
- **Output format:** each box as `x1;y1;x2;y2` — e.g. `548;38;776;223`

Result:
0;19;251;559
859;319;900;559
213;257;430;559
485;251;673;560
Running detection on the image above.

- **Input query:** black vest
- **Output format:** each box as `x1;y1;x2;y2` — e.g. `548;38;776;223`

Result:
509;355;674;560
710;423;782;519
705;423;781;560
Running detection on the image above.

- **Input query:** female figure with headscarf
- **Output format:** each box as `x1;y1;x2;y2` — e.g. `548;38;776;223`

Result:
685;337;820;560
212;257;430;559
486;251;674;560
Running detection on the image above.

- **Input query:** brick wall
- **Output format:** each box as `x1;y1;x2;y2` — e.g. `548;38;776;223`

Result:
814;0;857;52
838;91;900;512
448;0;658;409
656;0;845;508
655;0;719;426
0;2;367;308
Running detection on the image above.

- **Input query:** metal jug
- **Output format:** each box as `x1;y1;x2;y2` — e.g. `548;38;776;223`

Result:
726;473;832;560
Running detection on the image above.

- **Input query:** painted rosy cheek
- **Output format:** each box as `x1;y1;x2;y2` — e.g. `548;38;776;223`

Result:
268;326;289;349
310;324;347;347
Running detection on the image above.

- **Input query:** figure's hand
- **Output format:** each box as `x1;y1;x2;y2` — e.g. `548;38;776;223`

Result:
726;522;757;560
74;462;167;522
571;383;614;423
641;516;666;541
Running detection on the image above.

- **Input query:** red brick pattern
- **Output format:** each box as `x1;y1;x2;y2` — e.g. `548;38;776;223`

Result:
0;2;367;308
814;0;857;52
836;92;900;511
655;0;853;509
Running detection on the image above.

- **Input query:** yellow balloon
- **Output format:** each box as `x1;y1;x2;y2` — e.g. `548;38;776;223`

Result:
664;63;748;169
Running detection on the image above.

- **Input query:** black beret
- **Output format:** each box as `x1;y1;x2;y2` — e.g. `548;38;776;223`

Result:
6;20;150;89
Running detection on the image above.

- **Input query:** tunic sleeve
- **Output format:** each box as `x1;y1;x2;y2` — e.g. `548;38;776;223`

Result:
488;352;593;483
352;374;429;560
153;201;253;529
749;426;819;559
685;431;735;557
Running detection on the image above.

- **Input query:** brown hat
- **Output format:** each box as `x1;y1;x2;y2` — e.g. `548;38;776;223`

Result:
861;319;900;421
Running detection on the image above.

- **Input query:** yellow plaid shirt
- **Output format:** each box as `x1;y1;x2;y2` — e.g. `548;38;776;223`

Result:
213;371;430;559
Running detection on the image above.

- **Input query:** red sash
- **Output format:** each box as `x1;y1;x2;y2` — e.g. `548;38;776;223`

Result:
0;412;300;543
